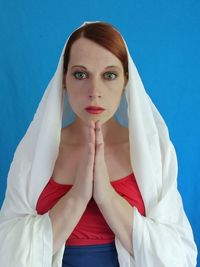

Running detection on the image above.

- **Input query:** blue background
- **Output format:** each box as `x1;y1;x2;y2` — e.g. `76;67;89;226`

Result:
0;0;199;264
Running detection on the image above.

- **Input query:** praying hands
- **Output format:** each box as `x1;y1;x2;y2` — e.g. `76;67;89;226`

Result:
70;120;116;206
92;120;117;205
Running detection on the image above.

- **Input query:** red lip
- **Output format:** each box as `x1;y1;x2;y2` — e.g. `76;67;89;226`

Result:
85;106;105;110
85;109;105;114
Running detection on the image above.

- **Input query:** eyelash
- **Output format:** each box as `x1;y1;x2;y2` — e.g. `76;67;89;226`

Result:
72;71;118;80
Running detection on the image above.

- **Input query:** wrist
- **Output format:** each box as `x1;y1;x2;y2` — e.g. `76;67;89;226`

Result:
96;187;117;207
68;188;90;207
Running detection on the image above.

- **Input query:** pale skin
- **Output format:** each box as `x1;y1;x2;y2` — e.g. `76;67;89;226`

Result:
59;37;134;256
91;120;115;205
62;37;128;145
90;119;134;257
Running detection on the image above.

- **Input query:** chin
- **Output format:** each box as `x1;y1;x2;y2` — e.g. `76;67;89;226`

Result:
75;110;112;124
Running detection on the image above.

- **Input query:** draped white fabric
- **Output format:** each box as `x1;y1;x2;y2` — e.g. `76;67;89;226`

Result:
0;21;197;267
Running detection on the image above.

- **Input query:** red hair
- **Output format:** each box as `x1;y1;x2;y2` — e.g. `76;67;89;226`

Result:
63;22;129;86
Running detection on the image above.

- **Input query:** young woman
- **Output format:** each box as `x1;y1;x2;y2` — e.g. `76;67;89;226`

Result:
0;21;197;267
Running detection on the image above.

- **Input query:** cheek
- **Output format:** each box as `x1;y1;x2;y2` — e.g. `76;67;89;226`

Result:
107;91;122;109
67;90;85;111
109;85;123;98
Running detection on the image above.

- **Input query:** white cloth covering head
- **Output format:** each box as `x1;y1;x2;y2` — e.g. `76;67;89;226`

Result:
0;21;197;267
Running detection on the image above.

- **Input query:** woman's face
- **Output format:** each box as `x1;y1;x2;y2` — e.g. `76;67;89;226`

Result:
63;37;127;124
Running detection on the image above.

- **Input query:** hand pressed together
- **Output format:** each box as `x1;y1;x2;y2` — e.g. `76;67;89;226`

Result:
71;120;117;206
92;120;116;206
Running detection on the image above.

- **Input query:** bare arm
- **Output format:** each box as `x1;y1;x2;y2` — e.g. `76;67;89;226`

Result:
48;190;87;255
97;191;134;257
48;121;96;255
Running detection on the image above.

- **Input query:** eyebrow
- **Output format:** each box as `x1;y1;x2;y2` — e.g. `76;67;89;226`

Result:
71;65;121;71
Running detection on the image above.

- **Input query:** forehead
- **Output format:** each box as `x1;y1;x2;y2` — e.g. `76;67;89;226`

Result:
68;37;123;69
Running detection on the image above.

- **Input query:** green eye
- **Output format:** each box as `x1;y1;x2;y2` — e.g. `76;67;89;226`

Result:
104;72;117;80
72;71;118;80
73;71;87;79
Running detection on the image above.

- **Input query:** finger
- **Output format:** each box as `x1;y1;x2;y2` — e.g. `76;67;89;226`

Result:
87;121;95;156
89;121;95;146
95;120;104;146
95;121;104;160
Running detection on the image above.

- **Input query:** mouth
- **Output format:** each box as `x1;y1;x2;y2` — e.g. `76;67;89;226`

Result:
85;108;105;115
85;105;106;115
85;105;105;110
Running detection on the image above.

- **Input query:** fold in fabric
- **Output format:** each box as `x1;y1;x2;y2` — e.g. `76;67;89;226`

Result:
0;213;53;266
130;108;197;266
0;20;198;267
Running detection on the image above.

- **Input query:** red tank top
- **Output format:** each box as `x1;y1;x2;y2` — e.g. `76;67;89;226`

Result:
36;172;145;245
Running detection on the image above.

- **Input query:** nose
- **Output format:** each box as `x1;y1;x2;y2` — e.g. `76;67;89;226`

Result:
89;93;102;99
88;81;102;99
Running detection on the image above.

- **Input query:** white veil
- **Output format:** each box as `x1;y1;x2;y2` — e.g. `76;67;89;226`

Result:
0;21;197;267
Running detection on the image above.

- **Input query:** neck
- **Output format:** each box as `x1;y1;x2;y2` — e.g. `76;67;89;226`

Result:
69;116;123;145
